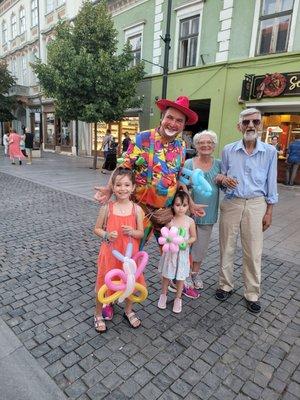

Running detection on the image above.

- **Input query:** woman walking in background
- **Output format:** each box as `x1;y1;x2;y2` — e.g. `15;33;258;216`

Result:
9;130;25;165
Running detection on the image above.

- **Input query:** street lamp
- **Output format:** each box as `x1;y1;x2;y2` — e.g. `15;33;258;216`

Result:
161;0;172;99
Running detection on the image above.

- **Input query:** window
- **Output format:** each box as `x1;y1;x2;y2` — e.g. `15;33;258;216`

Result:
257;0;294;55
11;13;17;39
19;8;26;34
31;0;38;27
178;15;199;68
56;0;65;7
2;21;7;44
46;0;54;14
11;58;17;79
128;34;142;66
124;23;144;67
21;56;27;85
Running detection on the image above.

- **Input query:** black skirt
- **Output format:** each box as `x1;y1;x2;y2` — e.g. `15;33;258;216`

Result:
103;152;117;171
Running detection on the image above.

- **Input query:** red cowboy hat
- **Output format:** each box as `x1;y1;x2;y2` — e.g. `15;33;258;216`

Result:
156;96;198;125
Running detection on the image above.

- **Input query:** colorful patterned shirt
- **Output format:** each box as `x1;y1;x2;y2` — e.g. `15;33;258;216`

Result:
122;129;186;208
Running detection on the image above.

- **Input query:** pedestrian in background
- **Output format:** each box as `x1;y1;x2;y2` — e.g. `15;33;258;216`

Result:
3;131;9;156
8;130;25;165
285;134;300;186
122;131;131;153
100;129;113;174
25;128;34;165
20;133;27;158
215;108;278;314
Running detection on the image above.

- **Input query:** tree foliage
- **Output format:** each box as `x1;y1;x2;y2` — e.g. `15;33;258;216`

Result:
32;0;145;124
0;61;16;121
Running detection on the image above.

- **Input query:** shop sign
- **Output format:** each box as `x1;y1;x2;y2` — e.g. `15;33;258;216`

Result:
241;72;300;100
30;107;41;113
252;72;300;100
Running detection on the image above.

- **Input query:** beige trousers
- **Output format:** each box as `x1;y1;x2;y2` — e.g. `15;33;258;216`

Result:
219;197;267;302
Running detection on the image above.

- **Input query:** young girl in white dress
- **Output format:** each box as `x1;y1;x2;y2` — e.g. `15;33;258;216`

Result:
158;190;196;313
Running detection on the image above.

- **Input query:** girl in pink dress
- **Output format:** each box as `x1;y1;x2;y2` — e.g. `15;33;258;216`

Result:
9;131;25;165
94;167;146;333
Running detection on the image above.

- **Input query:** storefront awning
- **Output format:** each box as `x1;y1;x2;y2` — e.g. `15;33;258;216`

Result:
245;101;300;113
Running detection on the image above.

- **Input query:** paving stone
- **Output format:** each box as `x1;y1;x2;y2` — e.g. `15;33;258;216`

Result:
152;373;174;392
86;382;109;400
81;369;103;388
132;367;153;387
116;361;137;380
286;381;300;397
64;379;87;399
241;381;263;399
140;382;163;400
64;364;85;383
192;381;214;400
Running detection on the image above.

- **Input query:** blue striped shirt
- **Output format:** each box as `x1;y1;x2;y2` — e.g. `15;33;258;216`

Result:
221;140;278;204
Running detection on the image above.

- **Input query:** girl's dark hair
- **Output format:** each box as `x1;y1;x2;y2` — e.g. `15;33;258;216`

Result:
111;167;135;185
171;188;190;213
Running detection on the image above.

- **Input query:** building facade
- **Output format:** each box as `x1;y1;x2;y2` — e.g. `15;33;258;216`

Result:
1;0;300;182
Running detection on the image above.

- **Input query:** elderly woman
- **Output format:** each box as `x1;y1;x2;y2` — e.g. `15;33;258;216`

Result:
183;130;222;297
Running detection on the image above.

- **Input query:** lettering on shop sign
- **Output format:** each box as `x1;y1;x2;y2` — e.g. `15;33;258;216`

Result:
241;72;300;101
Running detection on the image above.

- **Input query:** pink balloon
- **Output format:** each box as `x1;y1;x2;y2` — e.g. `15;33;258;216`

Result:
133;251;148;278
162;243;170;253
169;243;179;253
105;269;126;292
158;237;167;245
161;226;170;238
172;236;184;245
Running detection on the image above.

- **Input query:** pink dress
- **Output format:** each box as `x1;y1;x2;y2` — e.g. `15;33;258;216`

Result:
9;133;25;159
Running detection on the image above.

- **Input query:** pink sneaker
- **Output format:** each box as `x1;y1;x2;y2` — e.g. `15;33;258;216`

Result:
102;304;114;320
182;285;200;299
158;294;167;309
173;298;182;313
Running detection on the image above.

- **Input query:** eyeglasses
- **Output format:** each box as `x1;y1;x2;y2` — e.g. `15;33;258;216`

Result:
197;141;214;146
241;119;261;127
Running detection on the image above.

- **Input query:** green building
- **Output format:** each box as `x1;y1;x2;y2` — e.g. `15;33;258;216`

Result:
111;0;300;182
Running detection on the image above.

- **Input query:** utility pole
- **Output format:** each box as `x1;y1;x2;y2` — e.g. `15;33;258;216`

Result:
161;0;172;99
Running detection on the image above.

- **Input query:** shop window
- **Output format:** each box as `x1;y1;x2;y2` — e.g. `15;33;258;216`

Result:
11;13;17;39
2;21;7;45
45;113;55;145
257;0;294;55
19;8;26;34
178;15;199;68
31;0;38;27
61;121;71;146
32;112;41;149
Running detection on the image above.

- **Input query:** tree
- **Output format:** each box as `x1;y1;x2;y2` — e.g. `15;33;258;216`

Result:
32;0;144;168
0;61;16;122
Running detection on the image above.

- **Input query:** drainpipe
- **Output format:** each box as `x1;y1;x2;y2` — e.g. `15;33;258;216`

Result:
161;0;172;99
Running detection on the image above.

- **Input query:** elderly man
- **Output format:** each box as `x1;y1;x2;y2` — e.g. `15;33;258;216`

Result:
215;108;278;313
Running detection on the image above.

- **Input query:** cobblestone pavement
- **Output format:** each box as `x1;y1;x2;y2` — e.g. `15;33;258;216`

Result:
1;172;299;400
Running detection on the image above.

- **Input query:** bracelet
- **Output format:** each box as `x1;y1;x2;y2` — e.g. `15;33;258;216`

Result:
103;232;110;242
